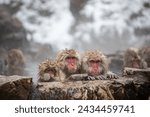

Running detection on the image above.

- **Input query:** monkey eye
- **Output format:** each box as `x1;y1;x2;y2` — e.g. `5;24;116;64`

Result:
131;58;140;63
45;68;51;73
65;56;77;60
89;60;100;63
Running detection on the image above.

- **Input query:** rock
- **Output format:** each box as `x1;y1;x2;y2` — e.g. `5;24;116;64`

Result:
123;67;150;81
37;68;150;100
0;75;32;99
123;67;150;99
0;69;149;100
37;80;114;100
36;79;150;100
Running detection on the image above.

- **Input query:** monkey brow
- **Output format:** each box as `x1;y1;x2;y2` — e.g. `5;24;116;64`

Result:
44;67;53;72
89;60;101;63
66;56;77;59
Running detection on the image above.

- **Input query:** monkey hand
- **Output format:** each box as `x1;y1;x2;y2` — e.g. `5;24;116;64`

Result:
86;75;106;80
68;74;88;81
123;69;134;76
95;75;107;80
86;76;96;80
107;71;119;79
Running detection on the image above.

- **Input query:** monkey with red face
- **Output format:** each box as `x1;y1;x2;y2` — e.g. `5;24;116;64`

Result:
81;50;118;80
56;49;82;81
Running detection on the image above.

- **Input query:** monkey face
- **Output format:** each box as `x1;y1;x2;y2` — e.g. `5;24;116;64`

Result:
87;60;102;76
82;50;108;76
38;59;59;81
44;68;56;78
130;58;140;68
65;56;78;73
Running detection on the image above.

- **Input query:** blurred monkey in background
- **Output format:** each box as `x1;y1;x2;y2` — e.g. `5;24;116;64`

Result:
5;49;25;75
123;47;147;76
139;46;150;67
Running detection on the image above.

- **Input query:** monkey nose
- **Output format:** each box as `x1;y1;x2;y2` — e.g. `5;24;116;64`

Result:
93;63;98;67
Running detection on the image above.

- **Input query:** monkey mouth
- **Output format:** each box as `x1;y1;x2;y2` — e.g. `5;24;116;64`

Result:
68;67;77;73
69;67;76;71
68;63;76;69
132;62;140;68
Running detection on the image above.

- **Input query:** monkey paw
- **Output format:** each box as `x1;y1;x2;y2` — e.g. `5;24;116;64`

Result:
123;69;134;76
86;76;96;80
95;75;106;80
107;72;119;79
86;75;106;80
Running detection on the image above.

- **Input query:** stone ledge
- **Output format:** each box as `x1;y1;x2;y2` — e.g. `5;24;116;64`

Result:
0;75;32;100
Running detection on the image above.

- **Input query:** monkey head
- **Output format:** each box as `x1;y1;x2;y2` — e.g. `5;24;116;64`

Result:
7;49;25;66
82;50;108;77
5;49;25;75
124;48;146;69
139;46;150;67
56;49;81;75
38;59;58;81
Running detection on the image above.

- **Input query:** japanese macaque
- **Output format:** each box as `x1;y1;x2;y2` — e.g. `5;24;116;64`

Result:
123;47;147;76
123;48;147;69
139;46;150;67
5;49;25;75
56;49;81;81
81;50;118;80
38;59;59;82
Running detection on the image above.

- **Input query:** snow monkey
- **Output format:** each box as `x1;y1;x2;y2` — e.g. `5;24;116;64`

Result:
123;47;147;76
139;46;150;67
81;50;118;80
38;59;60;82
123;48;147;69
5;49;25;75
56;49;81;81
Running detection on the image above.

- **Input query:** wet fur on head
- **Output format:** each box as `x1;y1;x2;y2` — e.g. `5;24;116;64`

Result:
139;46;150;67
123;47;147;68
5;49;25;75
56;48;81;69
81;50;108;76
38;59;58;79
124;48;139;62
7;49;25;66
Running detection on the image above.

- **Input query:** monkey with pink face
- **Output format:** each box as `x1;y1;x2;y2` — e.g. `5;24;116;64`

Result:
56;49;82;81
81;50;118;80
39;49;118;82
38;49;82;82
56;49;118;81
